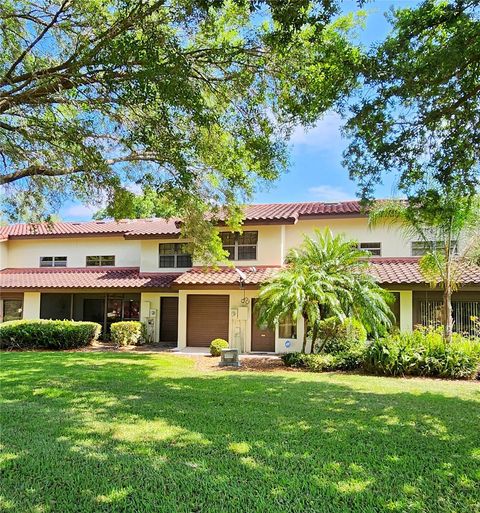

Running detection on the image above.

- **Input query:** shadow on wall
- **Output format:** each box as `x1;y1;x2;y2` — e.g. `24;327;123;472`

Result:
1;352;479;513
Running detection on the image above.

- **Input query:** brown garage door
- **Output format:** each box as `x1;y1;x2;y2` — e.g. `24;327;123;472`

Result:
187;295;229;347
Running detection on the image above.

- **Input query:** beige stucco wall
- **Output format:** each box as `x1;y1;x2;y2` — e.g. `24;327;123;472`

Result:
139;225;283;271
22;292;41;319
6;237;141;268
284;218;409;258
0;241;8;270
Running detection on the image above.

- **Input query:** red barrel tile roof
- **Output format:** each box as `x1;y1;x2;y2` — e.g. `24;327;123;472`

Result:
368;258;480;285
173;266;281;286
0;267;180;289
1;259;478;289
0;218;180;239
0;201;365;240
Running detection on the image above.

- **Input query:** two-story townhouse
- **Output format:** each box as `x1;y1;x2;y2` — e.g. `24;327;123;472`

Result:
1;201;479;352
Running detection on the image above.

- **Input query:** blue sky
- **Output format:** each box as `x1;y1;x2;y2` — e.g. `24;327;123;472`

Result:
61;0;419;221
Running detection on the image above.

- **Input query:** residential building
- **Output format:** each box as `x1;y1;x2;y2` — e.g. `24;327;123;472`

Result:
1;201;479;352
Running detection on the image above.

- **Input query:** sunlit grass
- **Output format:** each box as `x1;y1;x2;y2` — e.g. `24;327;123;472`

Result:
1;352;479;513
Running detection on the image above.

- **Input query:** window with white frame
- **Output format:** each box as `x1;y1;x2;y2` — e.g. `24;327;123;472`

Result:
220;231;258;260
278;314;297;339
411;240;458;256
40;256;67;267
358;242;382;256
86;255;115;266
158;243;192;268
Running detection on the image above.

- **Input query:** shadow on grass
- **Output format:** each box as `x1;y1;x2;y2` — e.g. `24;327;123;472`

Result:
1;352;479;513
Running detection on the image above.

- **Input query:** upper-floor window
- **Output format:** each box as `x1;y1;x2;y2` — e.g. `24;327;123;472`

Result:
220;231;258;260
358;242;381;256
159;243;192;268
411;240;458;257
278;314;297;339
86;255;115;267
40;256;67;267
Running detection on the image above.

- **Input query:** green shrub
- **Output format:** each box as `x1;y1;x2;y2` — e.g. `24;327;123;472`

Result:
318;317;367;354
302;353;337;372
0;319;101;350
210;338;229;356
281;346;366;372
281;352;305;367
110;321;143;347
365;328;480;379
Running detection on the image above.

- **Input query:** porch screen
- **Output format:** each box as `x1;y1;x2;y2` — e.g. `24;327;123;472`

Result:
40;293;71;320
419;300;479;336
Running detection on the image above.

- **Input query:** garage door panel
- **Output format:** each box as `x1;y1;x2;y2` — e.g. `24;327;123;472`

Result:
187;295;229;347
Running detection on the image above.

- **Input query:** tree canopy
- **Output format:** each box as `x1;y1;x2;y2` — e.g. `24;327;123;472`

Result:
0;0;362;259
343;0;480;203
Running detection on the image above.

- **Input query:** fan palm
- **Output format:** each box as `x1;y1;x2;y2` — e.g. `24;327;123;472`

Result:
255;229;394;353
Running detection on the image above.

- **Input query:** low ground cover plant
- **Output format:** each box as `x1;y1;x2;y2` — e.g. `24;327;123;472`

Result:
282;325;480;380
364;327;480;379
110;321;143;347
210;338;229;356
0;319;101;350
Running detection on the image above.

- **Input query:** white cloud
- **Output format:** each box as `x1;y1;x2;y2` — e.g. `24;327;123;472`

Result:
62;204;98;220
308;185;355;203
290;112;344;151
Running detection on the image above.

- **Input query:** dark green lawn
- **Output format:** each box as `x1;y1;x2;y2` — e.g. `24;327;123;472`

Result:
1;353;479;513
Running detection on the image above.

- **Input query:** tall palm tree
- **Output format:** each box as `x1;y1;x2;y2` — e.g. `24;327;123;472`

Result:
255;229;394;353
369;195;480;343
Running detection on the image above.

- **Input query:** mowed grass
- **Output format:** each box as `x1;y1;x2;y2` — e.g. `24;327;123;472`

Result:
1;353;479;513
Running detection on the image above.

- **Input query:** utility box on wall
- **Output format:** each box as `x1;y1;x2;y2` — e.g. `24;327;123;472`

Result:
237;306;248;321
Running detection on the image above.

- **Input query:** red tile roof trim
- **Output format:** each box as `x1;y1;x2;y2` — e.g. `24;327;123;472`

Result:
1;259;479;289
0;267;181;289
173;266;281;286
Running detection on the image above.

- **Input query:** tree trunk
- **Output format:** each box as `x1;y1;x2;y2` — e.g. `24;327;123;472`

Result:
310;322;318;354
443;282;453;343
301;318;308;353
443;244;454;343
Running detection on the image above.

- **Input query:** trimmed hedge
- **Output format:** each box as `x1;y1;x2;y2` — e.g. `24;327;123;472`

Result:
210;338;229;356
281;346;366;372
0;319;101;350
110;321;143;347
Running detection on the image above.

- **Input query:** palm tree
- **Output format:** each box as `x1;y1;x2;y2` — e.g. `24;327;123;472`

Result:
255;229;394;353
369;195;480;343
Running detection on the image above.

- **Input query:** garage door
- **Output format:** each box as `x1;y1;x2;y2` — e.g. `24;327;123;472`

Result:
187;295;229;347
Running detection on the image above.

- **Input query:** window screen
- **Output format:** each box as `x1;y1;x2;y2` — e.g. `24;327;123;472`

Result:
220;231;258;261
86;255;115;266
40;256;67;267
159;243;192;268
278;314;297;339
358;242;381;256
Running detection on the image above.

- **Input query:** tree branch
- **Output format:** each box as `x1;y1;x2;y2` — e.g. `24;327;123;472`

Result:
2;0;72;84
0;153;163;185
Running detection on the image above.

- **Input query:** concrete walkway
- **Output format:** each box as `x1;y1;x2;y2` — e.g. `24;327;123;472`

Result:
81;341;280;359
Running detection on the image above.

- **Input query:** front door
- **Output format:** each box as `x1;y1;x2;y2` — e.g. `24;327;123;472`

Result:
160;297;179;343
251;298;275;352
